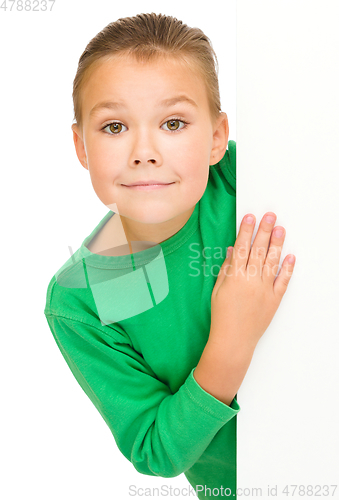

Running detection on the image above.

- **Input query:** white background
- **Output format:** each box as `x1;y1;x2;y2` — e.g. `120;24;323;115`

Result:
4;1;338;499
237;0;339;498
0;1;235;499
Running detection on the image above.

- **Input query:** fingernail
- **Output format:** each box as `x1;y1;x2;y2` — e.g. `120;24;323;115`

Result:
245;215;254;224
265;214;275;224
288;255;295;264
274;228;284;238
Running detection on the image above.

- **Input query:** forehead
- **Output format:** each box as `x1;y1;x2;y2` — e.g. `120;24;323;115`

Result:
81;53;210;116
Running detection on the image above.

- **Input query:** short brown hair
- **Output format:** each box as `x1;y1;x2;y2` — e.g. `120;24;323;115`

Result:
72;12;221;131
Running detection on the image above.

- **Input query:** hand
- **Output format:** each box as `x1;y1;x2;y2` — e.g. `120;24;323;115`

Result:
210;212;296;351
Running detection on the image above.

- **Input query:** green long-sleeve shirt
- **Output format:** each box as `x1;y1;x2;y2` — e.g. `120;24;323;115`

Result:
44;140;240;499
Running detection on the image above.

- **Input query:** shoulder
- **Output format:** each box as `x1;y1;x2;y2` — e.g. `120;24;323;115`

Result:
43;248;91;321
210;140;236;194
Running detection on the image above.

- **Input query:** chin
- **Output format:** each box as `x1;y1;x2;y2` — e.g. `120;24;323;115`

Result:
131;214;175;225
124;204;178;221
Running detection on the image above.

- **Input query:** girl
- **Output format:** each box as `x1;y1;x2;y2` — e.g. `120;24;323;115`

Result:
44;12;295;499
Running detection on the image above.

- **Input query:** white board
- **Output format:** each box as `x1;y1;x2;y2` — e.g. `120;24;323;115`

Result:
237;1;339;497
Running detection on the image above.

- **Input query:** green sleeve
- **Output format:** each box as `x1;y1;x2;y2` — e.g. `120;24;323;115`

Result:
45;314;240;478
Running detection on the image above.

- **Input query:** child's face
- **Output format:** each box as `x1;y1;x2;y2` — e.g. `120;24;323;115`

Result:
72;54;228;242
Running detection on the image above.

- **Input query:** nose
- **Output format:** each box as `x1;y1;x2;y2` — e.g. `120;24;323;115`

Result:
129;129;162;166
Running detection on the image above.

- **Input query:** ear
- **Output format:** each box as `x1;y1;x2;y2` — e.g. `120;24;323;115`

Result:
71;123;88;170
209;112;229;166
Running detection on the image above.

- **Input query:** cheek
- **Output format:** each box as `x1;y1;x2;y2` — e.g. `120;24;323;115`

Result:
87;140;121;176
180;138;211;175
176;131;210;159
182;161;210;198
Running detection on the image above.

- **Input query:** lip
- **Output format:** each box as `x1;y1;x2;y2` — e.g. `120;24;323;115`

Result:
122;182;175;191
123;180;174;186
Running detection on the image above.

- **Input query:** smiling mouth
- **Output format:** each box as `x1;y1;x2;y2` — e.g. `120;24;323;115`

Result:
122;182;175;191
122;181;175;186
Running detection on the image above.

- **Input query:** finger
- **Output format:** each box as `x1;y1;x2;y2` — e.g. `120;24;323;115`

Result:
247;212;277;273
233;214;256;269
273;254;296;298
262;225;286;282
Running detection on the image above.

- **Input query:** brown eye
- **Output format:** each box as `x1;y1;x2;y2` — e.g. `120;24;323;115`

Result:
166;120;180;131
109;123;123;134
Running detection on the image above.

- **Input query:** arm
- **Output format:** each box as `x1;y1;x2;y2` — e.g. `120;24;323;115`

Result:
194;336;255;407
194;212;296;407
45;313;240;478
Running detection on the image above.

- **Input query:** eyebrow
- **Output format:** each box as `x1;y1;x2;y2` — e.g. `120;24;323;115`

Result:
89;95;198;118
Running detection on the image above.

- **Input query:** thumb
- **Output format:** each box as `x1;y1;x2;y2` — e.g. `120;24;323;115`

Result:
213;246;233;294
